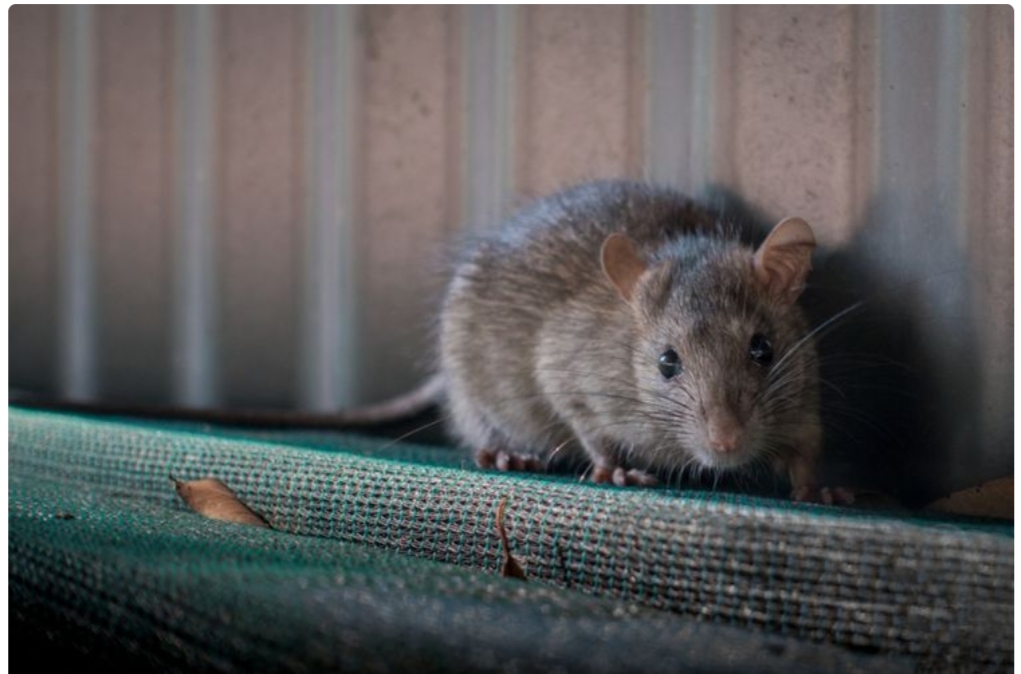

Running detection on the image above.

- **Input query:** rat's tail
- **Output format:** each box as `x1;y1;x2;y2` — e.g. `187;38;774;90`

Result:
8;375;445;430
322;374;445;425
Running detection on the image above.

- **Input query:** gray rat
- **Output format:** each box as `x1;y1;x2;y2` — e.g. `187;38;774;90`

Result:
12;179;850;504
438;180;849;504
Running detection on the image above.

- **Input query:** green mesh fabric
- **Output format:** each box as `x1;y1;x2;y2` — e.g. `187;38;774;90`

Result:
9;407;1012;672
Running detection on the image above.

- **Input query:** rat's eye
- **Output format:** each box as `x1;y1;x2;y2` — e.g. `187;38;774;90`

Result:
658;349;682;379
749;333;773;365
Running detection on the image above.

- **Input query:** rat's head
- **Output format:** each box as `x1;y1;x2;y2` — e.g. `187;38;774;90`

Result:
601;218;818;472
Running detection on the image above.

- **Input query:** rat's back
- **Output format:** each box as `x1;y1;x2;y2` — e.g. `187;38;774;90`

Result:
438;180;718;458
457;180;716;301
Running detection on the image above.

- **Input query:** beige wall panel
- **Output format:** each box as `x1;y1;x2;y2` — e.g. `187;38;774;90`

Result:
10;6;59;394
93;6;173;402
5;5;1012;495
516;6;642;197
732;6;857;244
218;6;303;407
359;6;459;402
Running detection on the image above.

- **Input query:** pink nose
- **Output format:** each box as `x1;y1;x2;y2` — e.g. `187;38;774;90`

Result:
707;420;742;454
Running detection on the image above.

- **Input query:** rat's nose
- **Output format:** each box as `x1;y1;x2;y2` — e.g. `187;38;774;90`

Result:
705;410;743;454
708;425;741;453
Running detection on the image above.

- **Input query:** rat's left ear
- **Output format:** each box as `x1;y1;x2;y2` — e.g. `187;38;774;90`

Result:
753;217;816;303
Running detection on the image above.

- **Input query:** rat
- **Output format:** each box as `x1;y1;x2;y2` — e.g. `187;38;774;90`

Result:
437;180;850;504
11;179;851;504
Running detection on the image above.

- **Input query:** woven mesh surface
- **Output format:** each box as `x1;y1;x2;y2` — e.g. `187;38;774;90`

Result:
9;407;1013;672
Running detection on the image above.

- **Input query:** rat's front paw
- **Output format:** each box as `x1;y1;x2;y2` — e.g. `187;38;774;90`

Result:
590;465;658;487
791;485;855;505
476;448;546;473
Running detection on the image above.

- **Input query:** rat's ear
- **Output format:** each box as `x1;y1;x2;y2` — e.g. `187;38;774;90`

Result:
601;233;647;302
753;217;816;302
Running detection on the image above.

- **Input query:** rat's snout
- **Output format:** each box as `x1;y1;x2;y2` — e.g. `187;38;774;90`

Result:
704;406;744;455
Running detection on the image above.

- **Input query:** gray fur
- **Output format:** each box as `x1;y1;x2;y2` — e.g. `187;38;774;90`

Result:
438;180;823;494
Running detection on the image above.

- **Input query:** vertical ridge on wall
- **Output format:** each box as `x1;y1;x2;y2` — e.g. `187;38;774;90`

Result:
624;7;646;181
705;6;735;191
934;6;969;229
514;6;644;196
172;5;218;407
872;6;982;495
960;5;1013;484
10;6;59;394
299;5;361;411
644;5;718;194
217;6;304;409
94;6;174;404
358;7;460;403
876;7;961;280
730;6;857;238
57;5;97;400
849;6;878;240
460;5;516;230
969;5;1014;476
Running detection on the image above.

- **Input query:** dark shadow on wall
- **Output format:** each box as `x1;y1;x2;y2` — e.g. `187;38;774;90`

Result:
704;186;982;507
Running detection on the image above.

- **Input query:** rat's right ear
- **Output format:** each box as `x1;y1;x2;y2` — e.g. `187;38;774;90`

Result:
601;233;647;302
753;217;816;303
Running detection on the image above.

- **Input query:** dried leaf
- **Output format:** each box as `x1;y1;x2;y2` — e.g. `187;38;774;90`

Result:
171;476;270;528
926;477;1013;520
496;496;527;581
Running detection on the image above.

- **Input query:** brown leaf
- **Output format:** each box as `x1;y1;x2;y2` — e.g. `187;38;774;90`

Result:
496;496;527;581
171;476;270;528
926;477;1013;521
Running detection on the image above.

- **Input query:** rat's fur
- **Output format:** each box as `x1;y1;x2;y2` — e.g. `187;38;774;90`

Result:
439;180;831;499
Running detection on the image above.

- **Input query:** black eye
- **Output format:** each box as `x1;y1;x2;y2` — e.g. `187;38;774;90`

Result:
749;333;773;365
658;348;682;379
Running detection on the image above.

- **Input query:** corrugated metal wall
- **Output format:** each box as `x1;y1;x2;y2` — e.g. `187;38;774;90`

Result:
9;5;1012;501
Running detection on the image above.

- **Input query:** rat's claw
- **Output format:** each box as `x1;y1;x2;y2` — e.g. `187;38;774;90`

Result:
791;485;856;505
831;486;856;505
791;485;821;503
591;465;658;487
475;448;496;469
590;465;614;484
481;450;544;473
622;468;658;487
495;451;511;471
